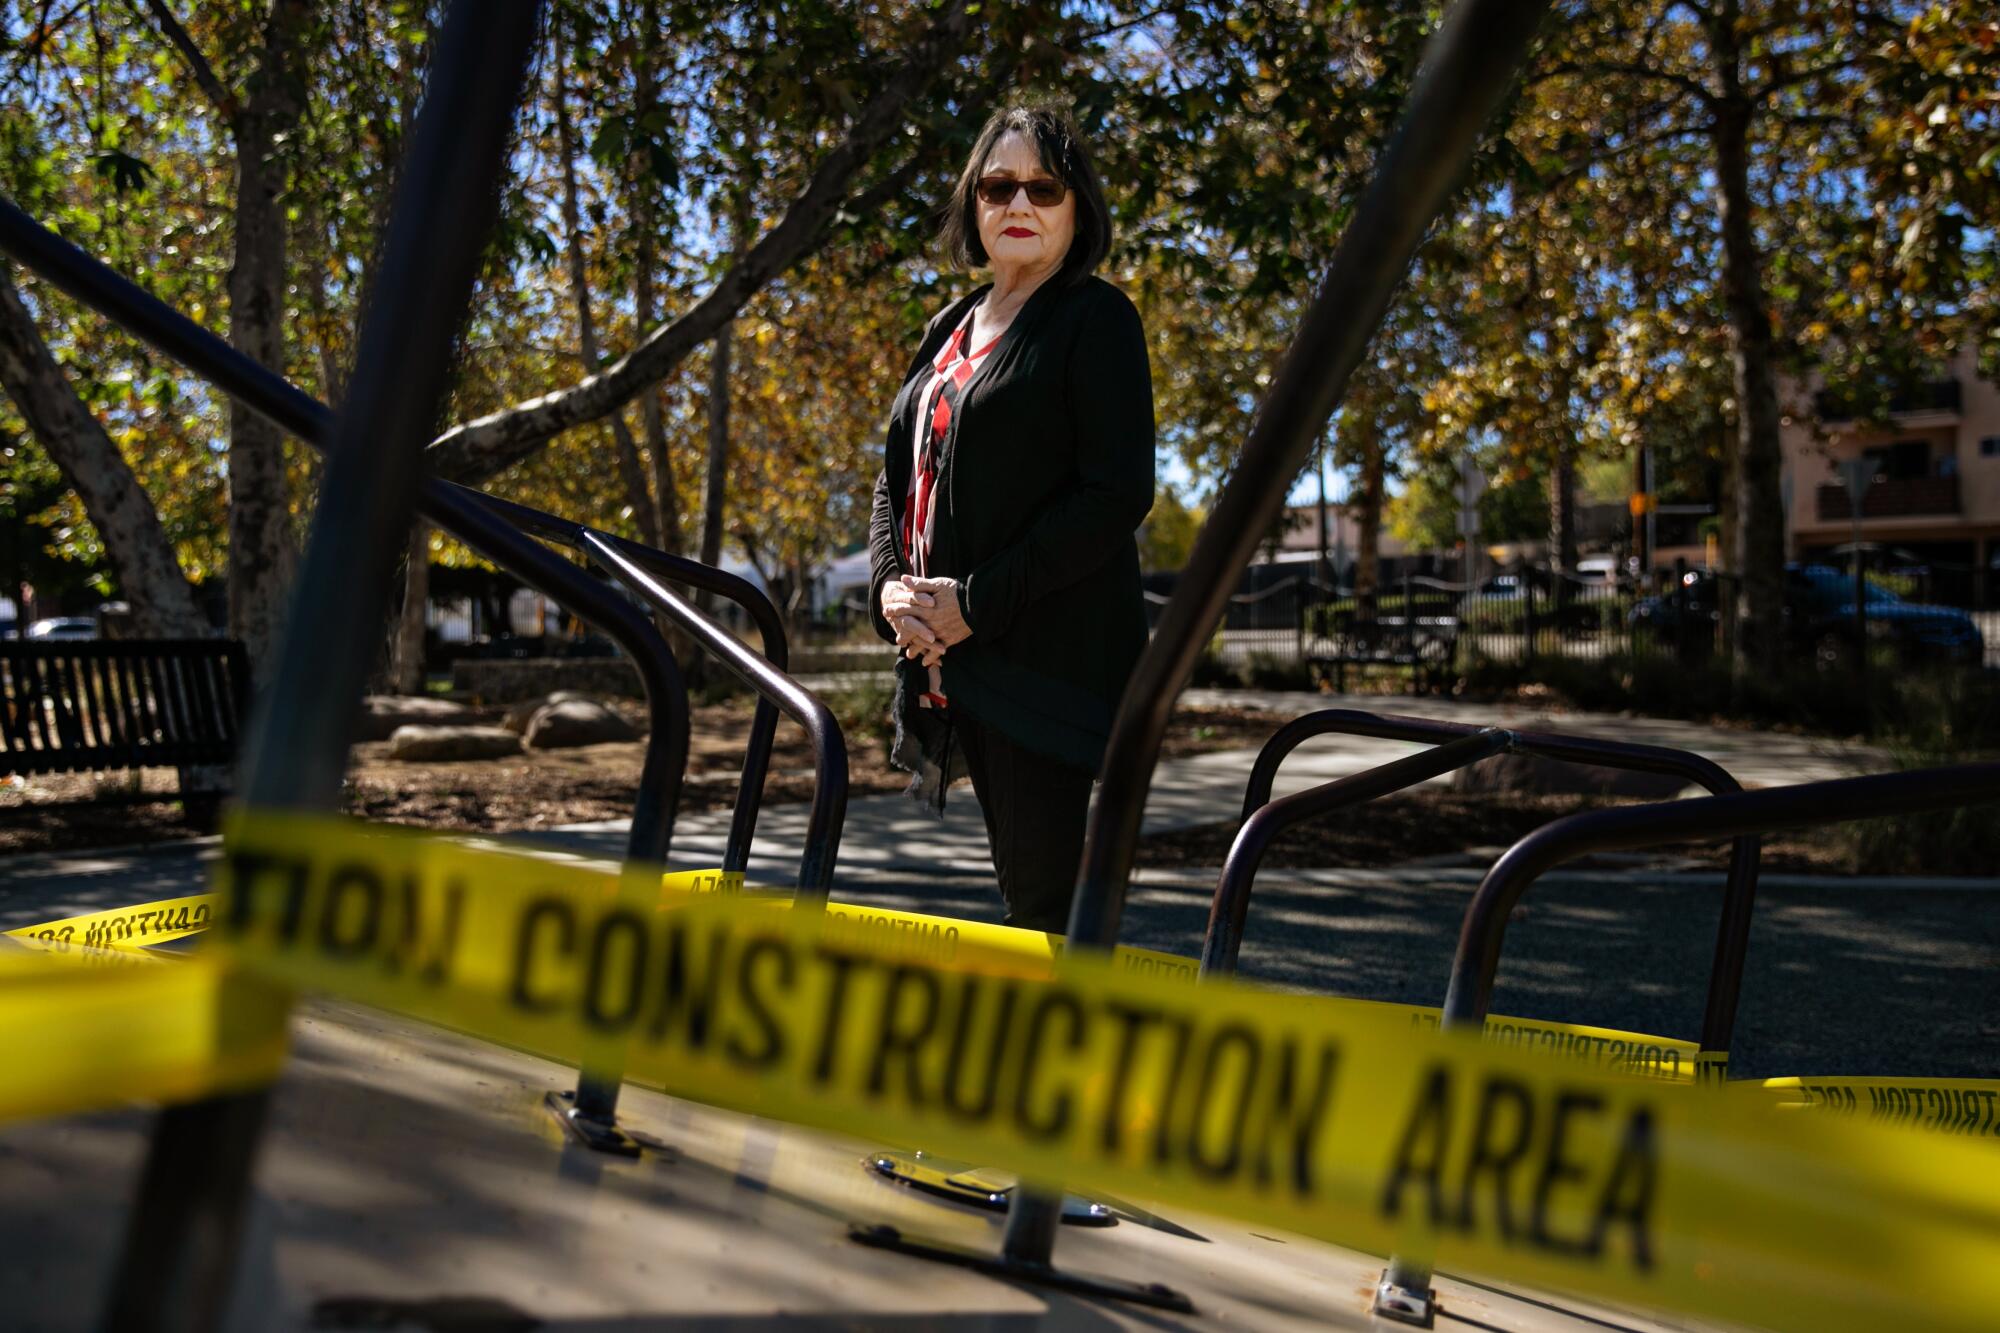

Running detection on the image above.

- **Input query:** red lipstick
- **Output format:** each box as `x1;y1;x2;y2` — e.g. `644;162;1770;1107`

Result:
1001;227;1036;238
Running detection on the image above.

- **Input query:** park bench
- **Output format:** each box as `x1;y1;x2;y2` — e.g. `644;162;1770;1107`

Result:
1309;607;1460;693
0;638;250;829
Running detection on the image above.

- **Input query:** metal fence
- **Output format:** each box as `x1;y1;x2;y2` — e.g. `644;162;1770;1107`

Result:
1165;560;2000;682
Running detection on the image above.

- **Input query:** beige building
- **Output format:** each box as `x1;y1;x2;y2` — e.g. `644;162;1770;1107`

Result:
1780;345;2000;602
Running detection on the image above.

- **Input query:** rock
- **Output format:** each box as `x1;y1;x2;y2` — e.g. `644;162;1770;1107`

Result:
501;690;604;734
357;695;474;742
523;698;638;750
1451;751;1698;801
386;724;523;762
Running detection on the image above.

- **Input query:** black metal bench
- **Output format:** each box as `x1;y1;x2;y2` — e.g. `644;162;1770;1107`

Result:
0;638;250;828
1309;610;1460;692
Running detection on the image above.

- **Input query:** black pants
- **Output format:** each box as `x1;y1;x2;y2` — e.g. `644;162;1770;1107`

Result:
955;713;1094;934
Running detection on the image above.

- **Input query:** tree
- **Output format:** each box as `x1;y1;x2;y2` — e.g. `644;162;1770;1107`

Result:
0;270;204;635
1526;1;1992;670
423;0;980;484
135;0;314;667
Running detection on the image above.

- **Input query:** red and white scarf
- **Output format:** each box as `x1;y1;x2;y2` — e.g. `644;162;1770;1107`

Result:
900;309;998;707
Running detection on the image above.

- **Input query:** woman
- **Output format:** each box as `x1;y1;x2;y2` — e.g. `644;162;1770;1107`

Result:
867;105;1154;934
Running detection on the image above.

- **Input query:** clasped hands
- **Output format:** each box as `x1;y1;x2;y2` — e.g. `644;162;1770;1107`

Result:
882;574;971;668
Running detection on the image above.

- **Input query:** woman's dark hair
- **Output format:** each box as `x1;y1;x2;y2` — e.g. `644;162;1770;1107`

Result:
938;105;1112;284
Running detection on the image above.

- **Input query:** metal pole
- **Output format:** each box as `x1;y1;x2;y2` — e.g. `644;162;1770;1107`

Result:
1003;0;1555;1278
99;6;542;1329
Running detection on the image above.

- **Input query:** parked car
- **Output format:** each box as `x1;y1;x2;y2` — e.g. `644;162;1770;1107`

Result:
1789;564;1983;667
26;616;98;641
1629;564;1982;666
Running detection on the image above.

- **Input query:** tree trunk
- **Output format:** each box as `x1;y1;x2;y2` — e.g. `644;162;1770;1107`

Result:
1355;438;1385;615
699;325;732;581
1549;443;1577;574
632;0;680;555
0;273;207;638
553;17;659;548
1707;9;1786;674
392;520;428;694
224;0;312;671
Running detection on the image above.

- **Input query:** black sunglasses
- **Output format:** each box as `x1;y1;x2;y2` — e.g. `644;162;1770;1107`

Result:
975;174;1068;208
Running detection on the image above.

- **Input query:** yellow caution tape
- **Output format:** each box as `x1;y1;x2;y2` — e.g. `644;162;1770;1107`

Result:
1743;1076;2000;1138
679;872;1697;1080
0;950;288;1123
209;809;2000;1333
5;893;216;953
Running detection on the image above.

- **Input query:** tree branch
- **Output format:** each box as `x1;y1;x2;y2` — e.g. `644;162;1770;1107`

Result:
1753;53;1865;99
1533;57;1713;105
426;0;976;484
128;0;233;119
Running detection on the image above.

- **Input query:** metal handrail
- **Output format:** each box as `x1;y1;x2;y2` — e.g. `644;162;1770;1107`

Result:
1200;728;1511;975
1378;762;1997;1319
0;200;693;872
1226;708;1763;1055
583;532;846;897
0;116;713;1154
457;484;791;878
1441;762;2000;1030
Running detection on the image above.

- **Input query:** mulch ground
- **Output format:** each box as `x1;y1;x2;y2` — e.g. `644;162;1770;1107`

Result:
0;702;1286;857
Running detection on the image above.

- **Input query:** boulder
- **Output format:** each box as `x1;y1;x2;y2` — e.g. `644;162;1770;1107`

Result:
523;698;638;750
358;695;474;742
501;689;603;734
386;724;523;763
1451;751;1698;801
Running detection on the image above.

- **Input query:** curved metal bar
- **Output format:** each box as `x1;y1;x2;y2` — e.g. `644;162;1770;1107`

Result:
453;484;785;876
1200;728;1510;976
1440;762;2000;1029
583;532;846;897
1232;707;1763;1054
0;197;690;870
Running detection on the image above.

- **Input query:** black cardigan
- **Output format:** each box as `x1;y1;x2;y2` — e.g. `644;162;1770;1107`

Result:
868;275;1155;774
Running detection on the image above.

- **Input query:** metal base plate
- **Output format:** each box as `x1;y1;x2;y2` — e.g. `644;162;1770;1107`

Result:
849;1223;1195;1313
864;1150;1114;1226
1372;1271;1438;1327
543;1089;641;1158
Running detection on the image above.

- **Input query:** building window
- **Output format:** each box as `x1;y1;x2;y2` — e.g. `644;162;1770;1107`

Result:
1982;436;2000;458
1862;439;1931;479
